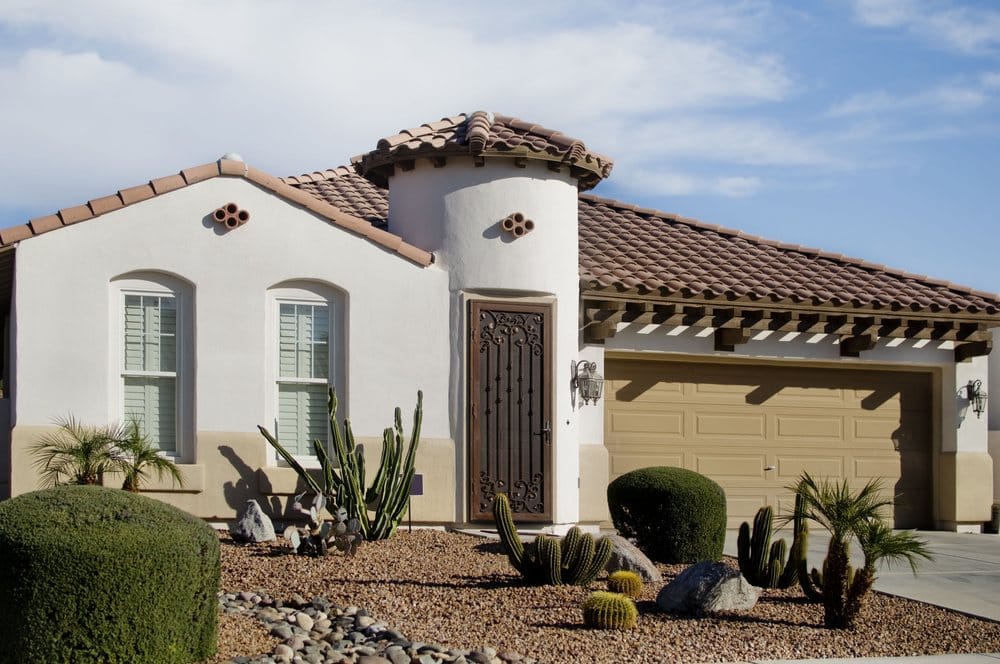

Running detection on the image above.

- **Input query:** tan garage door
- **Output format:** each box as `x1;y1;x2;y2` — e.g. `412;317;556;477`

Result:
605;358;933;529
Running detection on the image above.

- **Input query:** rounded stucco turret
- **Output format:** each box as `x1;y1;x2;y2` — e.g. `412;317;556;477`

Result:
354;111;613;292
355;112;614;525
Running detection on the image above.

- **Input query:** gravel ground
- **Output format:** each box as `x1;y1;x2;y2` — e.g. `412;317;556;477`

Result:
214;529;1000;663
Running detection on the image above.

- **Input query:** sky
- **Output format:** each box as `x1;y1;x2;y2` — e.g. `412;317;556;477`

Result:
0;0;998;293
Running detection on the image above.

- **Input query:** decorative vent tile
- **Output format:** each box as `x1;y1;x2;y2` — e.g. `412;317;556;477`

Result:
213;202;250;229
500;212;534;238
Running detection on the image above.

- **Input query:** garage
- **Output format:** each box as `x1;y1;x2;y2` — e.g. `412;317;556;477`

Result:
604;356;934;529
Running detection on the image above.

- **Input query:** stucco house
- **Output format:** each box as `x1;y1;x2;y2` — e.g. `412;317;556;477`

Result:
1;111;998;532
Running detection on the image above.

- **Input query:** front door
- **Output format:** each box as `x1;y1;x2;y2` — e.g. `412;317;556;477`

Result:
469;301;552;521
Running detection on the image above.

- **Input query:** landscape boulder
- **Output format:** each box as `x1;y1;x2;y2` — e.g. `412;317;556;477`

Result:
231;499;276;543
605;534;662;583
656;561;759;615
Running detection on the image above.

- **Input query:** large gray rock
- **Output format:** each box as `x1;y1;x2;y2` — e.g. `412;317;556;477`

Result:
656;561;760;615
605;534;662;583
231;499;276;543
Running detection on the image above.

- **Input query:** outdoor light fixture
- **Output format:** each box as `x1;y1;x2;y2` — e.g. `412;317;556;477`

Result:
572;361;604;406
965;379;988;418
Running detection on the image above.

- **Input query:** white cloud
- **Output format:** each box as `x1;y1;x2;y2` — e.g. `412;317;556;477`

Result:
620;168;763;198
853;0;1000;55
625;117;835;167
829;82;991;117
0;0;798;214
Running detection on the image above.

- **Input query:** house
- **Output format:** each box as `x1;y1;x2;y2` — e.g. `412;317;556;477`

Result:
1;111;998;532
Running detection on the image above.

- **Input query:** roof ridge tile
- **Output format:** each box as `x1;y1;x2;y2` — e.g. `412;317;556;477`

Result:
1;159;431;266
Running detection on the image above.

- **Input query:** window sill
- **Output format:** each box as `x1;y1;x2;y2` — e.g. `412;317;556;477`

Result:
100;464;205;493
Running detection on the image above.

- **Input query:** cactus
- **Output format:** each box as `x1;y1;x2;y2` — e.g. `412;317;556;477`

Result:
737;499;804;589
493;492;532;576
577;535;614;587
607;570;643;598
536;534;563;585
491;494;613;586
280;493;363;557
582;591;638;630
259;388;422;541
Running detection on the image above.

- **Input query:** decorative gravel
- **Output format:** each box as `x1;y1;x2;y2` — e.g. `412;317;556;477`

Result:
209;529;1000;663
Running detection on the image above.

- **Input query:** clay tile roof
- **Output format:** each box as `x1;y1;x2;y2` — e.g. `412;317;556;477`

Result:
577;194;1000;316
280;167;388;228
355;111;614;191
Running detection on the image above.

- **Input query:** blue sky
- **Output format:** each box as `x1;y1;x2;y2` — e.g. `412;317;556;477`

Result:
1;0;998;293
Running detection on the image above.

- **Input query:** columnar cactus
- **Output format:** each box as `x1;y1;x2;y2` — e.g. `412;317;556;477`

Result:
737;494;805;589
582;591;638;630
536;534;563;585
259;388;422;541
492;494;612;586
607;570;644;598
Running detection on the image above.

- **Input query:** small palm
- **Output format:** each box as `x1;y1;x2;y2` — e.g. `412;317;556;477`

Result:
29;416;121;486
860;519;932;573
117;421;184;492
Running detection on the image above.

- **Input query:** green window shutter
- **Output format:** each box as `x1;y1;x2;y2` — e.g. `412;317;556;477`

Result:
122;293;178;453
124;376;177;452
276;301;331;454
277;383;327;456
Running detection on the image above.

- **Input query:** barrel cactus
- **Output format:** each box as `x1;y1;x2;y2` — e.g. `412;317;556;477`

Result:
582;591;638;630
607;570;644;598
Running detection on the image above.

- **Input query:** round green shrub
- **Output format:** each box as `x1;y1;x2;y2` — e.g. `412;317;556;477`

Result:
0;485;220;664
607;466;726;564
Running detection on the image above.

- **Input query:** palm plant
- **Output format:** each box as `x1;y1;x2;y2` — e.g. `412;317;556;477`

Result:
793;472;932;629
114;419;184;492
29;416;123;486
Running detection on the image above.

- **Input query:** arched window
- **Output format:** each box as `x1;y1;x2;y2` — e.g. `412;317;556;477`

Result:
267;281;345;457
112;272;192;457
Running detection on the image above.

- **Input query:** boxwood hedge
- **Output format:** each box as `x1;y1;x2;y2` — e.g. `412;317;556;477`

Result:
0;485;219;663
607;466;726;563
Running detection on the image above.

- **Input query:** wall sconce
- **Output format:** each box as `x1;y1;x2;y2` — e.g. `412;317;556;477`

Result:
965;379;988;418
572;361;604;406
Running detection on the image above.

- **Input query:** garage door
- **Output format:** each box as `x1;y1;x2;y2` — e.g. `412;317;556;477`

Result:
604;358;933;529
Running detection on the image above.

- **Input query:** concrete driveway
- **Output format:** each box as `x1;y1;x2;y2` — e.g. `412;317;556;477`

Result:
724;529;1000;621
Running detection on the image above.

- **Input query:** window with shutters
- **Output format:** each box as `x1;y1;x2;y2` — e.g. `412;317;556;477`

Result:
122;293;178;452
276;302;330;455
268;282;344;460
114;273;191;457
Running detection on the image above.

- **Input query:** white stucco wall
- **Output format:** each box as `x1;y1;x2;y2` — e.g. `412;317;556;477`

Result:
388;158;583;523
12;177;451;447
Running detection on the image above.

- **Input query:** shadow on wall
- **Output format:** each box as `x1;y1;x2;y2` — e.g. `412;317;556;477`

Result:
219;445;282;517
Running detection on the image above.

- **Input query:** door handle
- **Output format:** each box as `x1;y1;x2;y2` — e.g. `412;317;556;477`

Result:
535;420;551;443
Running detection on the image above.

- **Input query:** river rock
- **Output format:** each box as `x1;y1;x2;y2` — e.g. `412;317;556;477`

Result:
605;534;662;583
231;499;276;543
656;561;759;614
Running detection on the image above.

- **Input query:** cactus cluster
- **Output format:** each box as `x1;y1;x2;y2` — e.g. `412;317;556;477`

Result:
607;570;644;598
493;494;612;586
736;495;806;589
282;493;363;557
259;388;422;541
582;591;638;630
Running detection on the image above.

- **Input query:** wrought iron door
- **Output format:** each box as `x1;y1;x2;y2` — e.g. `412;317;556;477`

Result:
469;301;552;521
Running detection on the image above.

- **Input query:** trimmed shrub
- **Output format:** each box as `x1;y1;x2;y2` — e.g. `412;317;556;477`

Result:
0;485;220;663
607;466;726;563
